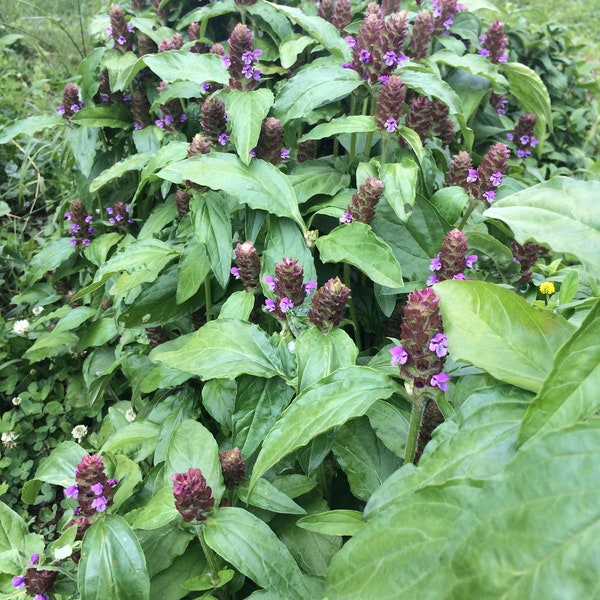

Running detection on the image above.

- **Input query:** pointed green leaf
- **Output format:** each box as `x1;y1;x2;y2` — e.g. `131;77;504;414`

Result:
397;67;462;115
176;239;209;304
296;510;365;537
250;367;399;490
225;89;274;165
157;153;305;230
316;222;403;288
379;157;419;222
299;116;377;142
518;299;600;446
288;159;351;204
237;479;307;515
0;501;30;553
35;441;86;487
435;280;574;392
70;104;132;129
79;515;150;600
142;51;229;86
0;115;63;144
484;177;600;276
150;319;285;380
131;486;180;531
204;507;313;600
100;422;160;462
89;152;152;193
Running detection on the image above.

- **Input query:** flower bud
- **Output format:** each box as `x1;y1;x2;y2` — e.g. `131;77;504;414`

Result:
274;258;307;308
219;448;245;487
332;0;351;33
200;97;228;145
307;277;351;333
187;133;211;157
375;75;405;133
172;468;215;522
232;241;261;289
297;139;317;163
346;177;384;224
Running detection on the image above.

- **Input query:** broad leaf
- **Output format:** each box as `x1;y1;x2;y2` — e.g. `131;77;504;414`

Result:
434;280;574;392
518;298;600;446
150;319;285;380
484;177;600;277
204;507;313;600
296;510;365;537
100;422;160;462
143;51;229;86
130;486;180;531
71;105;132;129
316;222;403;288
0;501;30;554
288;160;351;204
79;515;150;600
237;479;306;515
0;115;63;144
89;152;152;193
35;441;86;487
379;157;419;222
299;116;377;142
249;367;399;490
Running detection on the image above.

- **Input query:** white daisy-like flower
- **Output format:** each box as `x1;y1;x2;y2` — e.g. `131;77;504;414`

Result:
71;424;88;443
13;319;30;336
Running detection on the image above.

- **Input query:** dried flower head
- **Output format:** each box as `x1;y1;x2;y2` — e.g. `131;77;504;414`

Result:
219;448;245;487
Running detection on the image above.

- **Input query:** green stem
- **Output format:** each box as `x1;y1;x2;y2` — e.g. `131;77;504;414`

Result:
363;94;378;160
197;526;224;595
404;395;427;465
380;136;389;166
204;275;213;321
457;196;479;230
344;263;362;349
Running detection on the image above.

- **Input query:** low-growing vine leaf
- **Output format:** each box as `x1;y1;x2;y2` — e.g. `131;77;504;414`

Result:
79;515;150;600
150;319;285;380
204;507;313;600
445;421;600;599
484;177;600;277
157;153;305;230
273;65;362;124
226;89;274;165
249;367;400;490
296;510;365;537
434;280;574;392
518;298;600;446
316;222;403;288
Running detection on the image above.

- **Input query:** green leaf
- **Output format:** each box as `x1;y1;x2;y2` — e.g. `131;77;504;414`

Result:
445;422;600;599
218;291;256;321
316;222;403;288
444;70;491;122
148;543;206;600
182;569;235;591
279;35;316;69
434;280;574;392
289;159;351;204
379;157;419;222
430;50;507;87
35;441;86;487
0;501;29;553
226;89;274;165
137;524;193;578
26;239;75;285
158;153;305;230
296;510;365;537
249;367;399;490
164;419;224;505
176;239;209;304
484;177;600;277
150;319;285;380
237;478;307;515
100;422;160;462
71;104;132;129
397;67;462;115
143;51;229;86
204;507;313;600
90;152;153;193
273;65;362;124
518;299;600;446
466;231;521;283
131;486;180;531
295;327;357;392
79;515;150;600
0;115;63;144
299;116;377;142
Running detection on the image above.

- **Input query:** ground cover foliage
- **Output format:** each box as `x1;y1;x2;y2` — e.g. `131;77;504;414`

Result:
1;0;600;599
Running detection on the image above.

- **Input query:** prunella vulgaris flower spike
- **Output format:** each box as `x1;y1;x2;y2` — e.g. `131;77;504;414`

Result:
507;113;538;158
381;10;409;61
474;142;510;203
226;23;261;89
318;0;336;23
109;5;134;53
58;83;83;119
20;566;58;599
332;0;351;33
511;241;549;284
274;258;307;308
232;241;261;289
478;21;508;64
219;448;245;487
131;89;152;130
431;0;464;36
414;400;444;462
175;189;191;218
106;202;133;227
375;75;405;134
346;177;384;224
445;151;473;188
73;454;117;517
352;10;384;83
391;287;450;392
427;228;477;285
381;0;401;15
200;97;228;145
65;199;94;247
172;468;215;522
406;97;454;145
297;139;317;163
307;277;351;333
490;92;508;115
255;117;285;164
408;10;433;60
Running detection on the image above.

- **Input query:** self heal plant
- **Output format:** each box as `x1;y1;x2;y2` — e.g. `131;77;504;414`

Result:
427;228;477;285
507;113;539;158
340;177;385;224
65;199;94;247
11;553;57;600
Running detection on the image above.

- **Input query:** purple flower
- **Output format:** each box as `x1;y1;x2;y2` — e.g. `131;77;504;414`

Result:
520;135;530;145
12;576;25;589
490;172;503;187
91;482;104;496
506;133;514;141
390;345;408;366
384;117;398;133
265;299;276;312
82;238;91;247
100;93;110;103
134;122;142;130
105;26;113;35
231;267;241;279
264;276;276;291
339;211;353;224
30;553;40;565
453;273;468;280
128;23;135;33
91;496;108;512
466;254;478;268
180;114;187;123
384;51;397;66
34;595;49;600
478;48;490;58
304;280;318;294
344;36;356;48
280;148;291;160
218;133;230;145
155;119;165;128
430;372;450;391
241;49;262;65
517;149;530;158
221;55;232;68
117;35;127;46
85;215;93;223
378;75;389;84
201;82;211;92
279;297;294;312
164;115;174;126
359;49;371;64
429;333;449;357
466;168;478;183
65;484;79;498
427;274;439;286
342;62;352;69
430;255;442;271
482;190;496;203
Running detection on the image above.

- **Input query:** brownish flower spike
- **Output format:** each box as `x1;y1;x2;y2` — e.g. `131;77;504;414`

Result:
307;277;351;333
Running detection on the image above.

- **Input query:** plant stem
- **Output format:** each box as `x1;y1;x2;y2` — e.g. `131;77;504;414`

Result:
457;196;479;230
344;263;362;349
205;275;213;321
380;136;389;166
197;526;225;596
363;94;378;160
404;395;426;465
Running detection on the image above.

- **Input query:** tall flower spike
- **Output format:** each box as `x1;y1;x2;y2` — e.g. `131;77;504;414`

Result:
393;287;450;391
375;75;405;133
58;83;83;120
352;10;384;83
474;142;510;202
73;454;117;517
427;228;477;285
232;241;261;289
511;241;549;284
478;21;508;64
131;89;152;130
431;0;464;36
172;468;215;522
65;199;94;247
507;113;538;158
109;5;134;52
254;117;284;164
307;277;351;333
274;258;307;308
381;10;409;64
318;0;336;23
227;23;259;89
200;97;228;145
408;10;433;60
345;177;384;224
445;150;473;188
332;0;351;33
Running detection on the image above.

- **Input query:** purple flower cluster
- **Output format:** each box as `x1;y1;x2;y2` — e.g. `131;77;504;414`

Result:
57;83;83;120
427;228;477;285
106;202;134;226
223;24;262;89
172;468;215;522
231;241;261;289
12;553;57;600
431;0;466;36
65;199;94;247
478;21;508;64
340;177;385;224
506;113;539;158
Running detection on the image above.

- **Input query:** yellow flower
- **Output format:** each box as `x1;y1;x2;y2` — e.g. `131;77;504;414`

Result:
540;281;555;295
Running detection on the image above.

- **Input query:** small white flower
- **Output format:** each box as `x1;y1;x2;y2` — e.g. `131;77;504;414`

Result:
32;306;44;316
124;408;136;423
1;431;19;448
13;319;30;336
287;340;296;354
71;425;88;443
12;396;22;406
